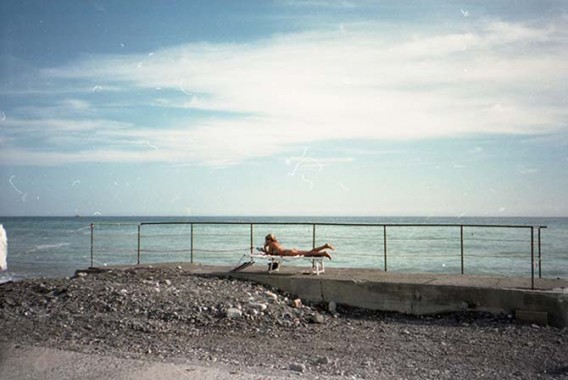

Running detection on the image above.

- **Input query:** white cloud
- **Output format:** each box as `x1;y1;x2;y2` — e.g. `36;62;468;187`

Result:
4;19;568;166
483;20;553;44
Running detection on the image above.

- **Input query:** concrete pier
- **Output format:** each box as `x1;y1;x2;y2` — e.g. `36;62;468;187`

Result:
90;263;568;327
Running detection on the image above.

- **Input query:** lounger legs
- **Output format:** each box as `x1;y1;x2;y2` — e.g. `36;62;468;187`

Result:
311;258;325;275
267;259;280;273
230;260;254;272
236;254;326;275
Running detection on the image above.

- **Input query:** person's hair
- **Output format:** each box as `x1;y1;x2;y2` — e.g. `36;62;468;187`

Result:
265;233;277;242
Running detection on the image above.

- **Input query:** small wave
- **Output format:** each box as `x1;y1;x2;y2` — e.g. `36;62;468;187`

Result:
27;243;71;252
0;272;15;284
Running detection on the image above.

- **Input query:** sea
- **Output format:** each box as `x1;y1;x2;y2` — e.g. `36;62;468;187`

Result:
0;216;566;284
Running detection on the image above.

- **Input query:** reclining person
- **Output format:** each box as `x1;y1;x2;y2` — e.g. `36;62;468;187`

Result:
261;233;333;260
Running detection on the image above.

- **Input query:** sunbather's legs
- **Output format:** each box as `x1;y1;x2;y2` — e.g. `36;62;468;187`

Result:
277;246;333;260
311;243;334;252
299;244;334;259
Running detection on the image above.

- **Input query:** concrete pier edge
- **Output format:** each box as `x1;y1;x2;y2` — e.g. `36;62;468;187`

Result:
84;263;568;328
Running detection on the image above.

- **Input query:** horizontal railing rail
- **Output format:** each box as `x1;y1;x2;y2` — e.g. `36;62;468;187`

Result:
90;221;547;289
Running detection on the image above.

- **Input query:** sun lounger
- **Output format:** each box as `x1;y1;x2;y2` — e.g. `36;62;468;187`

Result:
230;251;326;275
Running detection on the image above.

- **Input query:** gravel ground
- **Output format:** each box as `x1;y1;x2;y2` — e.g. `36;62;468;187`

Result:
1;266;567;379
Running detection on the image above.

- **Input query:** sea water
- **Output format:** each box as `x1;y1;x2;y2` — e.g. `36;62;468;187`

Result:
0;216;566;283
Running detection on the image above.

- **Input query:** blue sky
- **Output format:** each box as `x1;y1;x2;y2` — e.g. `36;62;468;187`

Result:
1;0;567;217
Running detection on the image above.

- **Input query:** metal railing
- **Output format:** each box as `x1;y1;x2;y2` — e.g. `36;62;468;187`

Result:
90;221;547;289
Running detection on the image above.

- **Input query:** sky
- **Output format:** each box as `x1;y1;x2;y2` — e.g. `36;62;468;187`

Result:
0;0;567;217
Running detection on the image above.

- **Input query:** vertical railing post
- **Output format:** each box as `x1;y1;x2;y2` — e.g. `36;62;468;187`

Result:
530;226;535;290
311;224;317;269
250;223;254;255
137;224;141;265
312;224;316;249
90;223;94;268
383;225;388;271
190;223;194;264
460;225;464;275
538;227;542;279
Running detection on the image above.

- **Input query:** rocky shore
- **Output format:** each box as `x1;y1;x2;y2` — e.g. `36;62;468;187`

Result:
1;266;567;379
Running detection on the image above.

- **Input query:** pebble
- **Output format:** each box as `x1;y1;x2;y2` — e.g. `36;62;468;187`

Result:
316;356;331;365
292;298;302;308
328;301;337;313
289;363;306;372
310;312;324;324
5;297;16;306
264;291;278;302
226;308;243;319
248;302;268;311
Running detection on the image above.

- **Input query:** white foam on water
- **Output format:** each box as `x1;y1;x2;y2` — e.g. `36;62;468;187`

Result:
0;272;14;284
27;242;71;252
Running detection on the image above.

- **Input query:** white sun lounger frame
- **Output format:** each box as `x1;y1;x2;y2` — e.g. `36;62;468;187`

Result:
248;253;326;275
